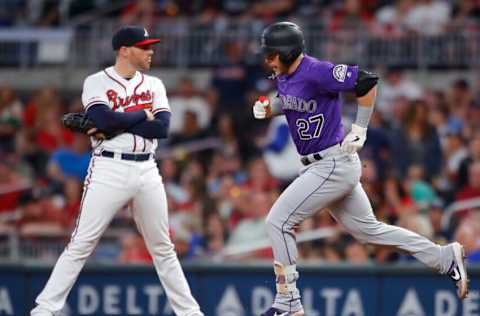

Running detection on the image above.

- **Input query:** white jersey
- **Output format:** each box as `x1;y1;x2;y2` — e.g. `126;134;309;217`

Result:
81;66;170;154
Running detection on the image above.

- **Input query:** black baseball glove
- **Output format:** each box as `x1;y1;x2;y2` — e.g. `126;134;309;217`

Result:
61;112;117;140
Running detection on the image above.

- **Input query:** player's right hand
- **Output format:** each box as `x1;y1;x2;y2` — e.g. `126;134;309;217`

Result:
253;96;271;119
341;123;367;154
87;128;106;140
144;109;155;121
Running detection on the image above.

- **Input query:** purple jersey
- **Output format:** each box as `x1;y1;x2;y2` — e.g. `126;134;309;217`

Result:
276;55;358;155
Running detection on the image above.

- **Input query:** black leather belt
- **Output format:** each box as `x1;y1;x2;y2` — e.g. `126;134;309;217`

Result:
99;150;152;162
301;153;323;166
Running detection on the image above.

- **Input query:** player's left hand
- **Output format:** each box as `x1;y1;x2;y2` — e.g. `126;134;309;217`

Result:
61;112;117;140
144;109;155;121
341;123;367;154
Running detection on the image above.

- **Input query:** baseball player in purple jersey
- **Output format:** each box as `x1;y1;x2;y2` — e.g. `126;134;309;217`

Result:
253;22;469;316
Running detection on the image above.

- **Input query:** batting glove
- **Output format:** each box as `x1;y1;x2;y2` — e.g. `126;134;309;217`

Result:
341;123;367;154
253;96;270;119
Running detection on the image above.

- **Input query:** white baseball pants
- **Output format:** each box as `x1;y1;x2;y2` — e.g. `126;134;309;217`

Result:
31;155;203;316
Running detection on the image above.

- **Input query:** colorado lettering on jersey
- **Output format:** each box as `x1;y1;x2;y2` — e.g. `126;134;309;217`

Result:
280;94;317;113
107;89;153;111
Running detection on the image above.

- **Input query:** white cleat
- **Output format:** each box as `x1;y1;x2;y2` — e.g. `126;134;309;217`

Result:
448;242;469;299
30;306;54;316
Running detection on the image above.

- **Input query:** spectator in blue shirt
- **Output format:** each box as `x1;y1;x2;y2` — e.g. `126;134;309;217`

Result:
47;133;91;189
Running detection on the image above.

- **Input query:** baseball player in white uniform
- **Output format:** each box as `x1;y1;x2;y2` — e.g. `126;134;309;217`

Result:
31;26;204;316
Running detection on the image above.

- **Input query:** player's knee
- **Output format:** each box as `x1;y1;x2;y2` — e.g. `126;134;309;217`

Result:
268;218;289;241
265;214;281;232
65;239;97;259
150;239;175;256
349;231;369;243
265;218;276;238
347;219;385;243
265;214;297;240
265;213;274;226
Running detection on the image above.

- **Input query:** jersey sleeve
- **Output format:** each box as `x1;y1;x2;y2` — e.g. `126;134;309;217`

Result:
81;75;110;111
309;61;358;93
151;77;171;116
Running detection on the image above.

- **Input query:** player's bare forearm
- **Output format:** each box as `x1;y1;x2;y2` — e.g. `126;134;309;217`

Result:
357;84;377;108
352;84;377;129
341;84;376;152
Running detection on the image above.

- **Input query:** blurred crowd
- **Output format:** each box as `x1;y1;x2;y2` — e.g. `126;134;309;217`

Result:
1;0;480;37
1;62;480;266
2;0;480;70
0;0;479;266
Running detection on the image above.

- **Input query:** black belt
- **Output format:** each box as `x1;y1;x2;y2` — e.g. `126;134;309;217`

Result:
99;150;152;162
301;153;323;166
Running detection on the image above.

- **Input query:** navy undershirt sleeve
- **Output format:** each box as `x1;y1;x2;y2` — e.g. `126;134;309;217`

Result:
87;104;146;134
126;111;171;139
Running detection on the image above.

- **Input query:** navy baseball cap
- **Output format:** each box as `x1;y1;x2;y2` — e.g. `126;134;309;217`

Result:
112;25;160;50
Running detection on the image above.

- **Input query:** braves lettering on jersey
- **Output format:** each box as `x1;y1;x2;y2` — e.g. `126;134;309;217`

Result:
276;55;358;155
81;66;170;153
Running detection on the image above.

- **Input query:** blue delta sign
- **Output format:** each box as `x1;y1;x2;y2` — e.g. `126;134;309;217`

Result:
0;265;478;315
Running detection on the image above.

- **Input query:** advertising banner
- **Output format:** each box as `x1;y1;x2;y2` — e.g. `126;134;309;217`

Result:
0;265;478;316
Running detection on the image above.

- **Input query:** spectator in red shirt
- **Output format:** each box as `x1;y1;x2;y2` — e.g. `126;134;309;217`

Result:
226;191;274;260
16;188;64;236
119;232;152;264
329;0;373;31
23;87;73;153
243;157;278;193
456;161;480;202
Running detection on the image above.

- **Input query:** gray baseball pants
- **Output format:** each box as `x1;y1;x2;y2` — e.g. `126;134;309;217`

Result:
265;145;454;312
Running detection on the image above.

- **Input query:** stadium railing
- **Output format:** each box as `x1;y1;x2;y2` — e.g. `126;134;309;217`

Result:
1;20;479;69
